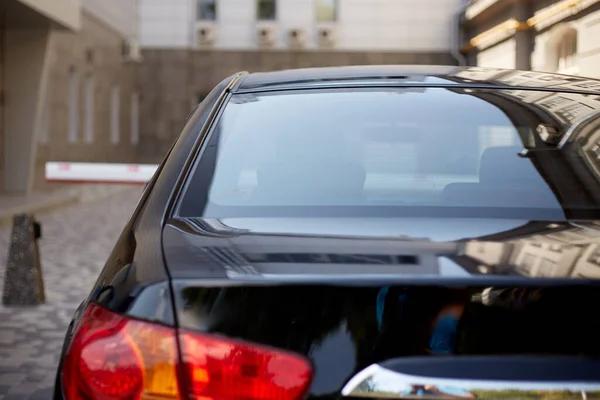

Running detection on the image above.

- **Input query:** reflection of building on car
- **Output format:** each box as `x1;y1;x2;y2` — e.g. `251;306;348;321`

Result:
401;385;476;398
370;284;600;366
461;222;600;279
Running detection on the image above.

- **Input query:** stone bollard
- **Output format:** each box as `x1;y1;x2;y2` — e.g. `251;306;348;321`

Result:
2;214;45;306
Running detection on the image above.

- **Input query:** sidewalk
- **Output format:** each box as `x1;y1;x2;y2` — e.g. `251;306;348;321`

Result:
0;188;142;400
0;184;136;226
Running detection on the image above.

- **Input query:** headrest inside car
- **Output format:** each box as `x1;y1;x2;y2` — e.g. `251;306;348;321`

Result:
257;160;366;193
479;146;542;185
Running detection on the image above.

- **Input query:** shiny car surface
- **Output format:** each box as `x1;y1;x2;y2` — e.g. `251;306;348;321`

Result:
54;66;600;400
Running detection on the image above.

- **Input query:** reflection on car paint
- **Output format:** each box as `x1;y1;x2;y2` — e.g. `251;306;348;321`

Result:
342;364;600;399
167;218;600;279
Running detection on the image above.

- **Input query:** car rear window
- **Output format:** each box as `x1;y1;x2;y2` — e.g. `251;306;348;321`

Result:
178;88;599;220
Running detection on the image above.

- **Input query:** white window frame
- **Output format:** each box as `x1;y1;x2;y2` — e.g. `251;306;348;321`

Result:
84;75;95;144
39;80;50;144
556;29;578;75
131;92;139;145
68;69;79;143
110;86;120;145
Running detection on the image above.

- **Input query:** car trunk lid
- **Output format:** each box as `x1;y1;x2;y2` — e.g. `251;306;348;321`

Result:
163;217;600;399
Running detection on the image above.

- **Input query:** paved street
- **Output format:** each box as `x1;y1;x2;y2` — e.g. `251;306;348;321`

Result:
0;188;142;400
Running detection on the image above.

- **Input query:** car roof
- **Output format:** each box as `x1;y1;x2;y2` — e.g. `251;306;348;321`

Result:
235;65;600;95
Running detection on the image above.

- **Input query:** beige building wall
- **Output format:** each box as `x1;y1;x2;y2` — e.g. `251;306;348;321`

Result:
574;9;600;77
532;7;600;76
464;0;600;78
0;27;3;191
138;49;456;163
34;11;140;191
3;27;53;194
1;0;83;194
82;0;138;41
477;39;517;68
141;0;462;51
17;0;81;30
1;0;142;194
531;31;550;71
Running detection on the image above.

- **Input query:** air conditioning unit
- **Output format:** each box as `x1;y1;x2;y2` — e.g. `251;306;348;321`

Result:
288;28;306;49
197;25;215;47
257;26;276;48
122;39;142;62
317;26;335;48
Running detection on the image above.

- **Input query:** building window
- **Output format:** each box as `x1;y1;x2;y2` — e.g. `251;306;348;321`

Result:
84;76;95;144
557;30;577;74
111;86;120;145
316;0;337;22
68;69;79;143
39;80;50;144
257;0;276;20
197;0;216;20
547;25;578;75
131;92;139;145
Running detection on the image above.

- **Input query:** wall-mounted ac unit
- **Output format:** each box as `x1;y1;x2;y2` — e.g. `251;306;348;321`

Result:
257;26;276;48
317;26;336;48
197;24;215;47
122;39;142;62
288;28;306;49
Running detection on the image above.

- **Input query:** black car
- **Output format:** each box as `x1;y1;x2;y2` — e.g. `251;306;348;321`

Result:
54;66;600;400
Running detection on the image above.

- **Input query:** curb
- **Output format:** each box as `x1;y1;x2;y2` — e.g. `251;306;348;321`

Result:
0;186;136;227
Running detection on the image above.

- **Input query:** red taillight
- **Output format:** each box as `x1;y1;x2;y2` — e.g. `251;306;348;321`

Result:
62;304;180;400
62;304;314;400
179;332;313;400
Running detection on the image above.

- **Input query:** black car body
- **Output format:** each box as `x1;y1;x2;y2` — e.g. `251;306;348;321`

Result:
55;66;600;400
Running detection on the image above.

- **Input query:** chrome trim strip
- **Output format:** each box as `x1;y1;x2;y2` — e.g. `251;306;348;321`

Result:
342;364;600;399
233;82;600;96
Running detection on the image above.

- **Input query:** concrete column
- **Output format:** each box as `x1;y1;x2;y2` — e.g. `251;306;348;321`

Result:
513;2;534;70
462;22;478;67
3;27;52;194
0;27;4;191
467;48;479;67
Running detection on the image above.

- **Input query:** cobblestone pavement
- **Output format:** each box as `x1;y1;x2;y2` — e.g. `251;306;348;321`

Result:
0;188;142;400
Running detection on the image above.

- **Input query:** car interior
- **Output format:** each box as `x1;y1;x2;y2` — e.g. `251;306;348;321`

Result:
182;89;570;217
211;126;561;210
440;146;559;208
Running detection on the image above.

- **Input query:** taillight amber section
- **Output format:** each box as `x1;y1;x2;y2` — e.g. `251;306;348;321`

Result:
127;322;180;399
62;304;180;400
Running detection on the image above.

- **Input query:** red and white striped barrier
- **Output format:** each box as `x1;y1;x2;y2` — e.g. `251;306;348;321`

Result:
45;162;159;184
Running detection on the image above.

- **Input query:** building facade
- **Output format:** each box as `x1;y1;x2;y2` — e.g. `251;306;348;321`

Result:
137;0;464;162
141;0;462;52
460;0;600;77
1;0;81;195
0;0;140;194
